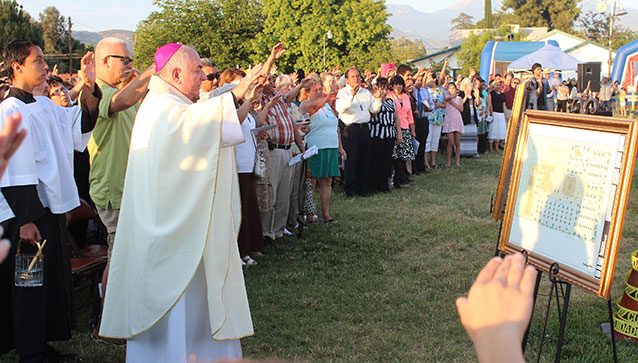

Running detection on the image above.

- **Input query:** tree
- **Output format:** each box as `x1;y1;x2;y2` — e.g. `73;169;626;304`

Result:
451;13;475;32
484;0;493;29
39;6;65;53
577;10;638;50
500;0;580;32
457;31;496;76
252;0;393;73
456;27;525;75
134;0;263;69
390;37;426;63
0;0;42;53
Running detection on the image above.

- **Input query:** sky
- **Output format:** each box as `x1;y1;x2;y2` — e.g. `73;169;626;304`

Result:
18;0;638;32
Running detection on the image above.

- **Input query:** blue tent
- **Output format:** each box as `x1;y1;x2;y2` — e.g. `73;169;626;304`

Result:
508;43;581;71
480;40;559;81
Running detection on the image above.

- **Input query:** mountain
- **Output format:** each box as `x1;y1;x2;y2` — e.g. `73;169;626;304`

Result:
386;0;638;53
73;29;135;49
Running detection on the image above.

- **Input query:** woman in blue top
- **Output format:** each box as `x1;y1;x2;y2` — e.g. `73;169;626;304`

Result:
300;79;346;223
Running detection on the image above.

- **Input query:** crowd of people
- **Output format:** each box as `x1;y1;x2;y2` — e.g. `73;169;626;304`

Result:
0;37;559;363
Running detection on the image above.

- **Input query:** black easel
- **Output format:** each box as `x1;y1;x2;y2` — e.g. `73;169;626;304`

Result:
520;261;618;363
607;298;619;363
534;262;571;363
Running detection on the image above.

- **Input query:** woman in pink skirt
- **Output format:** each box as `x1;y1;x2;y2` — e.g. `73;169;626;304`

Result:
443;82;464;166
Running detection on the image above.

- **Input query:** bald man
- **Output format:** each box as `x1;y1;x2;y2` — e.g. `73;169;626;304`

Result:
90;37;154;303
99;44;260;361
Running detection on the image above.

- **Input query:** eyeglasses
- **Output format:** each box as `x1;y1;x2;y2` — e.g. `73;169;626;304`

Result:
206;72;220;81
107;55;133;65
49;87;69;97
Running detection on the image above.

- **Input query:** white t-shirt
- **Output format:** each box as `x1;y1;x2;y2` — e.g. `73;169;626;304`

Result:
235;113;256;173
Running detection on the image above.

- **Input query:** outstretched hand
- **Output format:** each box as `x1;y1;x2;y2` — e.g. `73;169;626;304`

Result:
232;64;265;101
456;253;536;363
0;112;27;178
372;85;383;98
80;51;96;90
270;42;286;60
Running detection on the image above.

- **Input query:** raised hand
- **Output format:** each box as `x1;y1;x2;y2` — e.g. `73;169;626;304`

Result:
290;72;299;85
372;84;382;98
51;64;59;76
267;93;282;107
80;51;96;89
0;112;27;179
270;42;286;60
456;253;536;363
232;64;265;100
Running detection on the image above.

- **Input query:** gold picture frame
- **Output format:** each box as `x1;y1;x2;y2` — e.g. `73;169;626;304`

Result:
491;81;528;221
498;110;638;299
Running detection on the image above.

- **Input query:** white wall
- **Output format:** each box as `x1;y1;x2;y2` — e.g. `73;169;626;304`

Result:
568;44;615;77
411;51;459;71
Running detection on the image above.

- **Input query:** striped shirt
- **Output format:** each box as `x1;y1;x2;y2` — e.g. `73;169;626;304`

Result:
261;90;295;145
369;98;398;139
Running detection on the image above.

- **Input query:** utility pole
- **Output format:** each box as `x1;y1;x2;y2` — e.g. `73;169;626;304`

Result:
68;17;72;73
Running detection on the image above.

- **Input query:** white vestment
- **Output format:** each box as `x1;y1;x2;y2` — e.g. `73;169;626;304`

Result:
0;96;89;222
99;76;253;360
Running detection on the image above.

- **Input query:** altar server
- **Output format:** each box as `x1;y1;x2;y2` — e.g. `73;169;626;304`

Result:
0;40;101;362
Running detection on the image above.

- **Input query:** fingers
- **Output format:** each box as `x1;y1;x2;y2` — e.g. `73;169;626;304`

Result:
493;255;514;284
506;253;526;287
520;265;538;295
474;256;503;284
1;113;27;159
0;239;9;264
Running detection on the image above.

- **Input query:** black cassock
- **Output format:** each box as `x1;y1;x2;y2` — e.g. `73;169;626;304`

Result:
0;86;100;362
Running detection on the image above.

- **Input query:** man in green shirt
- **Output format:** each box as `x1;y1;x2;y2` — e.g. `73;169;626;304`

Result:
91;37;153;301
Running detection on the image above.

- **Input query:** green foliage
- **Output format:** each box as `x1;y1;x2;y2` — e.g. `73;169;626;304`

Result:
390;37;427;63
0;0;43;52
577;10;638;50
484;0;493;28
500;0;580;32
457;31;496;76
39;6;65;53
134;0;263;70
450;12;475;33
252;0;393;73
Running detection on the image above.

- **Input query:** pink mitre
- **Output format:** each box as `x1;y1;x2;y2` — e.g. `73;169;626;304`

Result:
154;43;183;72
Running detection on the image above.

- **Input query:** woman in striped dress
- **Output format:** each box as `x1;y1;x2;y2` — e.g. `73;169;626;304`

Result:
367;77;399;193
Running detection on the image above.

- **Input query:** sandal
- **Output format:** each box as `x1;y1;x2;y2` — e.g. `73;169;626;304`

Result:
242;256;258;266
323;218;338;224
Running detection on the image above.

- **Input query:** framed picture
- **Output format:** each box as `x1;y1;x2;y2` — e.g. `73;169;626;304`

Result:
492;81;528;221
499;110;638;299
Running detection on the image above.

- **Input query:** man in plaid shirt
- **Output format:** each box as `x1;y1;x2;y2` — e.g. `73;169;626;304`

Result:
259;66;305;241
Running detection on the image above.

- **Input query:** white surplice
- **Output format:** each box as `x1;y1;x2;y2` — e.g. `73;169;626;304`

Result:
99;76;253;360
0;96;90;222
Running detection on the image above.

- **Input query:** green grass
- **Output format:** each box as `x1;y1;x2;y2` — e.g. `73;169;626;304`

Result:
3;151;638;362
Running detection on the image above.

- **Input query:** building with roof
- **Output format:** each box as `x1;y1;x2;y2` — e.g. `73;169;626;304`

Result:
530;30;615;76
408;44;462;74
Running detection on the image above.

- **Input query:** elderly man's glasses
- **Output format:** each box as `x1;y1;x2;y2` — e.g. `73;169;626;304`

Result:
107;55;133;65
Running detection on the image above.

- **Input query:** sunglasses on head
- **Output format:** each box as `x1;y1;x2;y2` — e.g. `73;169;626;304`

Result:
107;55;133;65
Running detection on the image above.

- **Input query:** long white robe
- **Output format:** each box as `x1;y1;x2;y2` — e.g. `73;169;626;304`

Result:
0;96;89;222
99;76;253;345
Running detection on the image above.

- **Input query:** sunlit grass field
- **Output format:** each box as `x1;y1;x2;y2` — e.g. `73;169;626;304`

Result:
3;150;638;362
